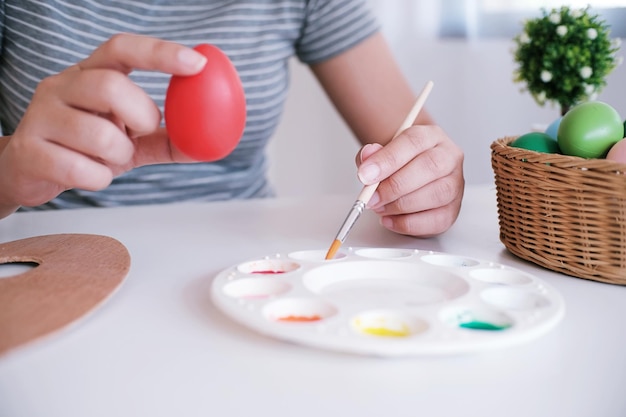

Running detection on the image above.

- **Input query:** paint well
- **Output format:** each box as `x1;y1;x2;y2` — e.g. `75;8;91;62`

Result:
354;320;411;337
237;259;300;274
263;297;337;323
222;278;291;299
481;287;550;310
354;248;413;259
470;268;533;285
351;310;427;338
458;321;510;331
421;254;479;268
441;307;514;331
277;315;322;322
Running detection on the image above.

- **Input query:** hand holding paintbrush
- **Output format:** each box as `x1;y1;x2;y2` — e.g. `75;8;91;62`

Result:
325;80;434;260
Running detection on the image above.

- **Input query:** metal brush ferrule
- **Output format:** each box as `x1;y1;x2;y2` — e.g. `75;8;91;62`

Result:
335;200;366;242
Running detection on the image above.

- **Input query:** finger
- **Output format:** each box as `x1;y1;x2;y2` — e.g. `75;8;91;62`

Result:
78;33;207;75
20;136;115;191
42;105;136;166
130;127;198;167
357;125;439;185
375;144;460;206
53;68;162;137
373;173;462;216
25;77;140;165
378;198;463;237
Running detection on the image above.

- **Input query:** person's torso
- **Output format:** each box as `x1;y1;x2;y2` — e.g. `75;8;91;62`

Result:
0;0;377;208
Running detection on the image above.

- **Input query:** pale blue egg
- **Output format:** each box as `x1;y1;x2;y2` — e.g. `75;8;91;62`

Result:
544;116;562;140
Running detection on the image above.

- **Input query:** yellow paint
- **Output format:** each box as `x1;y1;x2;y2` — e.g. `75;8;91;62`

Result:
353;317;411;337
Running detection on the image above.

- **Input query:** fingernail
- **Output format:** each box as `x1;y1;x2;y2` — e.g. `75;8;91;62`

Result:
358;163;380;184
358;146;367;163
367;191;381;209
178;49;207;71
380;216;393;229
360;143;383;163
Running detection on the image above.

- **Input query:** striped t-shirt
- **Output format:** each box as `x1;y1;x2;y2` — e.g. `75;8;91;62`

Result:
0;0;379;210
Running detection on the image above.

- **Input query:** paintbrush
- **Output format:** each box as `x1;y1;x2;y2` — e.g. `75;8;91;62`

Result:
324;80;434;260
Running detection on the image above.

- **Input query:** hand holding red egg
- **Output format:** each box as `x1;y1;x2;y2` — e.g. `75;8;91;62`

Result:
0;34;227;218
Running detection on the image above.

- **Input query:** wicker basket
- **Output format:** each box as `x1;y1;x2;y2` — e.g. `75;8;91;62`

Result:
491;136;626;284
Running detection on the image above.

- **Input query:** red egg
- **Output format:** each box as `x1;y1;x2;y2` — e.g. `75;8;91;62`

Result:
165;44;246;161
606;138;626;164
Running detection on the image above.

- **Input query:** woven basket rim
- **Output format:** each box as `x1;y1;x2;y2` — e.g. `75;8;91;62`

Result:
492;136;626;173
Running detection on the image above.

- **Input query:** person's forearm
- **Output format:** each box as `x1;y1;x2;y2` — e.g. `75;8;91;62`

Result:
0;135;9;153
311;32;431;145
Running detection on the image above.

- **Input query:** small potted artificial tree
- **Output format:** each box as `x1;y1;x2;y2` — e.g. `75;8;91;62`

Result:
512;5;622;116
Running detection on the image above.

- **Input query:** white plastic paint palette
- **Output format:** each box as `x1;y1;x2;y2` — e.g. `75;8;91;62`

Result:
211;248;565;356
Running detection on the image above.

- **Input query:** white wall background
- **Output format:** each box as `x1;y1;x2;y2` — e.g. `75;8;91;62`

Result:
267;2;626;197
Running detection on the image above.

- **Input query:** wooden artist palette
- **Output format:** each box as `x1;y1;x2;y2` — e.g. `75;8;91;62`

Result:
211;247;565;356
0;234;130;356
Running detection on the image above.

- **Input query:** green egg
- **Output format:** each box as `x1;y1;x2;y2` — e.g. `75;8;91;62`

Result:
510;132;560;153
557;101;624;158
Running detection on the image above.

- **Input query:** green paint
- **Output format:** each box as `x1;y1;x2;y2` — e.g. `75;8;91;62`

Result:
459;320;511;331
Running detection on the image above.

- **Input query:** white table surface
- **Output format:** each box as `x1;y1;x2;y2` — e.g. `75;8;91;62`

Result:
0;184;625;417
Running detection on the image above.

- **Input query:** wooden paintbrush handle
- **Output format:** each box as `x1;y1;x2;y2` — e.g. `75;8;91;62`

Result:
357;80;434;205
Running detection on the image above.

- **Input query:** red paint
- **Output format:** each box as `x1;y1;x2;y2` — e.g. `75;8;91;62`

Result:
251;270;285;274
277;315;322;322
165;44;246;161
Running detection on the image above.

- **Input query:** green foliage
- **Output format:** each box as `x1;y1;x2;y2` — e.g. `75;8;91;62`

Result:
512;6;621;115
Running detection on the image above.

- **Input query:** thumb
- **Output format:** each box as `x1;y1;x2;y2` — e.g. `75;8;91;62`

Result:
131;127;197;167
356;143;384;167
